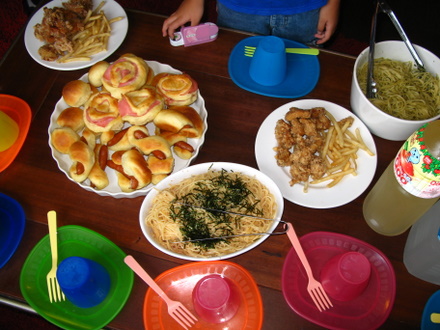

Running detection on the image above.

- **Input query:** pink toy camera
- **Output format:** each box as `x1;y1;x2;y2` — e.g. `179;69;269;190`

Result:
170;22;219;47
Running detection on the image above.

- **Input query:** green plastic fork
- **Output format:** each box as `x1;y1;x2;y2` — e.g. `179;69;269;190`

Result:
244;45;319;57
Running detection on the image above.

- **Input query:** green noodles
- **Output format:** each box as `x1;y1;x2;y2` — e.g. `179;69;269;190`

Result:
357;58;440;120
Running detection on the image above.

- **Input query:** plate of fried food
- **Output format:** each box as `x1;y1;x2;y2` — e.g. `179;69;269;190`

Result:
48;53;208;198
255;99;377;209
24;0;127;71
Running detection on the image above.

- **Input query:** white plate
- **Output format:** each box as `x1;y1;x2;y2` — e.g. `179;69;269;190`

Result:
255;99;377;209
48;61;208;198
24;0;128;71
139;162;284;261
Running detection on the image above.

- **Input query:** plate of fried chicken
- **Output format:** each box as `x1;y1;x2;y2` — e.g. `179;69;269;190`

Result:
24;0;128;70
255;99;377;209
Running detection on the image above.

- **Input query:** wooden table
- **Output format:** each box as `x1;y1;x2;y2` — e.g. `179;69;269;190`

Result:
0;8;437;330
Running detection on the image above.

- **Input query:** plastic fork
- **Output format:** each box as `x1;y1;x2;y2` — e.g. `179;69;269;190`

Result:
46;210;65;303
124;255;198;329
244;45;319;57
285;222;332;312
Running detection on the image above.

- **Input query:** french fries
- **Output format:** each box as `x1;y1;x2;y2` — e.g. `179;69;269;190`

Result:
57;1;124;63
308;111;374;189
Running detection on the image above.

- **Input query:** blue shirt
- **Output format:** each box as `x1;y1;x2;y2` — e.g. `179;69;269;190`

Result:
217;0;328;15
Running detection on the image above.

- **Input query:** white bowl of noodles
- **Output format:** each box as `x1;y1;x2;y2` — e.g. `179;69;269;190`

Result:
139;162;284;261
351;40;440;141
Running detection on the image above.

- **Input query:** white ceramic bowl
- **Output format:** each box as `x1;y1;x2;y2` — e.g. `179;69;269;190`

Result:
139;162;284;261
351;40;440;141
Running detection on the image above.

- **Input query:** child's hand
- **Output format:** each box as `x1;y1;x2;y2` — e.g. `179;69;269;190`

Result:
162;0;205;38
315;0;340;44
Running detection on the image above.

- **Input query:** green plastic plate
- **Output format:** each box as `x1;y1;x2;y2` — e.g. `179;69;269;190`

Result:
20;225;134;330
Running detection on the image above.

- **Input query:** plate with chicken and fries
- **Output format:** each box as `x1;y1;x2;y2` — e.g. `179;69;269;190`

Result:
24;0;128;71
255;99;377;209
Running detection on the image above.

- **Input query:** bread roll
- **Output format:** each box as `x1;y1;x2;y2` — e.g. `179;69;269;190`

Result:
147;154;174;175
88;61;109;87
107;127;132;151
68;140;94;183
153;109;193;133
100;130;115;145
81;127;96;151
157;130;187;145
88;144;109;190
101;53;152;99
151;173;169;185
118;86;164;125
51;127;80;154
174;144;193;160
157;130;194;159
121;149;152;189
116;172;134;192
62;80;94;107
168;106;204;138
56;107;84;132
155;73;198;106
83;92;123;133
129;134;172;159
150;72;168;87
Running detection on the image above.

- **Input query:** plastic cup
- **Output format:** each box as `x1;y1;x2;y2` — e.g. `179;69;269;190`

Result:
192;274;240;324
249;36;287;86
320;251;371;301
57;256;111;308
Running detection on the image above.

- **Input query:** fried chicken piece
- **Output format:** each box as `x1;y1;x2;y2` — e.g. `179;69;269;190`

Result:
274;147;291;167
37;44;59;61
274;106;331;188
300;118;318;136
310;156;326;180
290;144;313;166
274;119;294;149
285;107;311;120
289;162;309;185
304;135;324;154
339;116;354;128
62;0;93;18
34;7;84;44
34;0;92;61
289;118;305;136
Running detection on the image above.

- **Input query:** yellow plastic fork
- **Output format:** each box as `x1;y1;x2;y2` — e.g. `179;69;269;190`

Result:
244;45;319;57
46;210;65;303
286;222;332;312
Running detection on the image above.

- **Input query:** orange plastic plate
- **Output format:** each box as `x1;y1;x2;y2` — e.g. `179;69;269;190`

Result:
0;94;31;172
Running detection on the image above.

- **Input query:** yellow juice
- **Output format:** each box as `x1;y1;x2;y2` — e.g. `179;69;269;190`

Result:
0;111;19;151
363;120;440;236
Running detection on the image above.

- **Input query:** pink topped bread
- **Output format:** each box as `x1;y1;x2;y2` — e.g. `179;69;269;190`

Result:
83;92;123;133
118;86;164;125
102;53;154;99
154;73;198;106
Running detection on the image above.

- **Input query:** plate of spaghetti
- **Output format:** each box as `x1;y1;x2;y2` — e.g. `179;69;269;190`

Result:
139;162;284;261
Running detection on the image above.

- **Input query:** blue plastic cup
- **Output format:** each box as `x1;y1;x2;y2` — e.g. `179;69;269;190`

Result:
57;256;111;308
249;36;287;86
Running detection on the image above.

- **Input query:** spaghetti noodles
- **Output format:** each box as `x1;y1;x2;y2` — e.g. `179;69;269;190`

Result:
145;169;277;258
357;58;440;120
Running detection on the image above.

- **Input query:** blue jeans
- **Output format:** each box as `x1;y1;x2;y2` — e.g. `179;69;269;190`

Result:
216;2;320;45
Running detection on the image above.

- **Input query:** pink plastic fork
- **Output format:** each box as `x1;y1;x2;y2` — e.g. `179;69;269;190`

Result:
285;223;333;312
124;255;198;329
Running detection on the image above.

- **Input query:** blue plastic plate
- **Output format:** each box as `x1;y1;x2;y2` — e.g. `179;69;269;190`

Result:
0;192;26;268
422;290;440;329
228;36;320;98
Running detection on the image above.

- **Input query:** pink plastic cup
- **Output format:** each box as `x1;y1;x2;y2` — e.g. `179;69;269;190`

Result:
192;274;240;324
321;251;371;301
